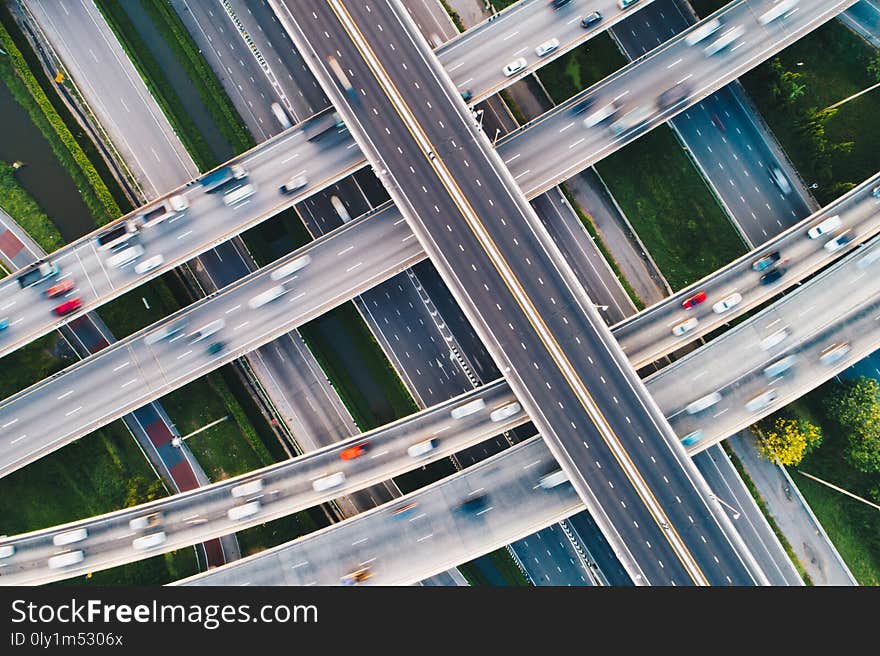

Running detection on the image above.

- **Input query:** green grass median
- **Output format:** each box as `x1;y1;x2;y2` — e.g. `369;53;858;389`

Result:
0;419;198;585
0;161;64;252
0;11;122;224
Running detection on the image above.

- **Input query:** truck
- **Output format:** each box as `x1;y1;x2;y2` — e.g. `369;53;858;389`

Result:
327;55;356;100
303;111;346;141
96;218;139;251
198;164;247;193
17;260;61;289
609;105;653;136
140;194;188;228
271;102;292;130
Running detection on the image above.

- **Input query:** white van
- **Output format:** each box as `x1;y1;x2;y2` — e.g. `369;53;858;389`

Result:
684;18;721;46
223;184;256;206
271;255;312;281
132;531;167;550
745;389;778;413
451;398;486;419
189;319;224;343
231;479;264;498
759;0;799;25
538;469;568;489
807;214;842;239
106;244;144;269
248;285;287;309
407;438;438;458
312;472;346;492
227;501;261;521
53;528;88;547
0;544;14;559
48;550;85;569
764;355;797;378
685;392;722;414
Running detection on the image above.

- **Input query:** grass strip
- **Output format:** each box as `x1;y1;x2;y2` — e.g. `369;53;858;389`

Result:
560;183;644;309
139;0;254;155
0;161;64;252
0;419;198;585
93;0;215;170
0;14;121;224
784;393;880;585
739;20;880;206
439;0;465;32
595;126;748;290
721;441;813;585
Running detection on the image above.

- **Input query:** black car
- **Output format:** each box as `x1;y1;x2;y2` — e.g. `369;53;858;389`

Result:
581;11;602;27
570;98;595;114
760;267;786;285
550;0;572;8
456;493;489;515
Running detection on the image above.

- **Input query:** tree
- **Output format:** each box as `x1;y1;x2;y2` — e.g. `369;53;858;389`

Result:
755;416;822;466
824;377;880;474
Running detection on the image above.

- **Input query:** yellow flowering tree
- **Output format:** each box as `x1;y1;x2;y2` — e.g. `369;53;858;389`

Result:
755;416;822;466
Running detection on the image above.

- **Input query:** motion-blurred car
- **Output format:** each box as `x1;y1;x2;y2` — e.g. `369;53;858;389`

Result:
680;430;703;447
456;493;489;515
53;297;82;316
340;567;372;585
340;441;370;460
550;0;572;8
751;250;781;272
207;341;224;355
570;98;595;114
134;254;165;275
657;82;690;110
759;266;786;285
681;291;707;309
45;279;74;298
819;342;850;365
390;502;418;518
770;167;792;194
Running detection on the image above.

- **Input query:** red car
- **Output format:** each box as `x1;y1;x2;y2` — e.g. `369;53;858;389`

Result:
45;279;74;298
53;297;82;316
681;291;707;309
340;441;369;460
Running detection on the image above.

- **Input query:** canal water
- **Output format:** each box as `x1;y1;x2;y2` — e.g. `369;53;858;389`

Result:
0;78;97;242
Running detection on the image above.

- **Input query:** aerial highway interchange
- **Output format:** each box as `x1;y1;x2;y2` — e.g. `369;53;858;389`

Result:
0;0;871;587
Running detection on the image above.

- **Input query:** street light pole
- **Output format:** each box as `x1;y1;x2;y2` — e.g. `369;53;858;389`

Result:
171;416;229;448
709;493;741;520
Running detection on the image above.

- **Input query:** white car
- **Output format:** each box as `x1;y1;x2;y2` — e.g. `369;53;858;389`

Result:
712;292;742;314
490;402;521;422
685;392;722;415
503;58;527;77
760;327;789;351
134;254;164;275
819;342;850;365
407;438;439;458
535;38;559;57
745;389;778;413
671;317;699;336
824;230;854;253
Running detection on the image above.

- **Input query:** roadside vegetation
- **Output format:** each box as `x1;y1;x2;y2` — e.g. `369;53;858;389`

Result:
721;442;813;585
136;0;254;155
0;161;64;252
538;35;746;289
0;12;122;224
739;21;880;205
94;0;219;170
0;419;199;585
776;384;880;585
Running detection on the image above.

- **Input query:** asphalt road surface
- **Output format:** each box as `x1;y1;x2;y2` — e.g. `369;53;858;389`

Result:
279;0;761;585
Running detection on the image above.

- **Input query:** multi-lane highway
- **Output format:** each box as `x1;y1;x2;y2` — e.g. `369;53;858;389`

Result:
278;0;763;585
651;234;880;452
177;437;582;586
435;0;657;102
0;381;523;584
2;170;877;478
0;209;421;476
0;0;856;363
